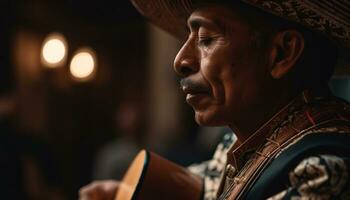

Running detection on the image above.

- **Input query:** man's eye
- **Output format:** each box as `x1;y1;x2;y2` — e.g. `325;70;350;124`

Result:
198;37;214;46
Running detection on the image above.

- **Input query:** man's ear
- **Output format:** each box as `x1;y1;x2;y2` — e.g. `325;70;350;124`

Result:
269;30;305;79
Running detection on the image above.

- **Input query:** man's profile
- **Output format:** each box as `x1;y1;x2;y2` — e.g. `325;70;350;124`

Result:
79;0;350;199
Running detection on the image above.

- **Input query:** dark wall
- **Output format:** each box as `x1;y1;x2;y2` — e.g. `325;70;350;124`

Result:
4;1;148;199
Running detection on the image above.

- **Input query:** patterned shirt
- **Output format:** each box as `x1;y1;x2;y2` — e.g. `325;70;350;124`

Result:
189;132;350;200
188;132;236;200
188;92;350;200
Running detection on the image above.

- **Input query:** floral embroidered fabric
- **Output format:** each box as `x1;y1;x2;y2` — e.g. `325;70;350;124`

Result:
188;132;236;200
267;155;350;200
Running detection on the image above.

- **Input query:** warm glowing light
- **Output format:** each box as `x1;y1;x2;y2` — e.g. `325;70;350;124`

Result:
70;48;97;81
41;33;67;68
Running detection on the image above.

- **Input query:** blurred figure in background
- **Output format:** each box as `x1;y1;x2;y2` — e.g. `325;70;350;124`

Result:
0;11;65;198
0;92;65;200
0;91;66;200
92;96;145;180
0;92;25;200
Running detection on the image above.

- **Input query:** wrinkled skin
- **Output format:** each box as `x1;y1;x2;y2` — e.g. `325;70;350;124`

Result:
175;5;285;139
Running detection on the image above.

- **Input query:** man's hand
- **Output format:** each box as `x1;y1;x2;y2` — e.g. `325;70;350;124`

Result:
79;180;119;200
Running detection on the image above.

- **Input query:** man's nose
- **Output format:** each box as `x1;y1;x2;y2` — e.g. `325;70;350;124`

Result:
173;40;199;77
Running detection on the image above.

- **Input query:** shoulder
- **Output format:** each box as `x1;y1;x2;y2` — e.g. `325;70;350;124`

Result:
275;129;350;168
247;131;350;200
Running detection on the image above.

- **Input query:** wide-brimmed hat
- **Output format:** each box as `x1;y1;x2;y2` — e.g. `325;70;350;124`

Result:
131;0;350;48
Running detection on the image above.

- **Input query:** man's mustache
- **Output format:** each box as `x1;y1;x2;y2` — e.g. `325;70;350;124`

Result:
180;79;210;93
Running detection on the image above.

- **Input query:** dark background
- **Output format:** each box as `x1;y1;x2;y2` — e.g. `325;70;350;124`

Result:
1;1;148;199
0;1;220;199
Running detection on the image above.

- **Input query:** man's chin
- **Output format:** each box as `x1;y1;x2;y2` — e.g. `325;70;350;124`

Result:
194;111;226;126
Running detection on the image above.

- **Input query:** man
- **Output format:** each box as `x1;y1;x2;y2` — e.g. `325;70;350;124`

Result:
80;0;350;199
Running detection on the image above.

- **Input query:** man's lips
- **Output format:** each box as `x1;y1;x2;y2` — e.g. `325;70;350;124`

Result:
181;85;209;95
180;79;210;95
185;93;209;106
180;79;211;106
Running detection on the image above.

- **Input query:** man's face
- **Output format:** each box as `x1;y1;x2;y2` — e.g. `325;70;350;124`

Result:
174;5;275;126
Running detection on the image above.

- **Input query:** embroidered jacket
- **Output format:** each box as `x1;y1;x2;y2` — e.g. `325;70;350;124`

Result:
189;91;350;200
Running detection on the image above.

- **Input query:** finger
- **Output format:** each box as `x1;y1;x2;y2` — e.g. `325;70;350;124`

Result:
79;183;98;200
79;181;117;200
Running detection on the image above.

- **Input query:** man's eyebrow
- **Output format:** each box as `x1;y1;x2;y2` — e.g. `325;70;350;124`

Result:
187;16;221;30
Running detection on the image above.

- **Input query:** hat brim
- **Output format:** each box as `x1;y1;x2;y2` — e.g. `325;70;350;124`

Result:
131;0;192;40
131;0;350;49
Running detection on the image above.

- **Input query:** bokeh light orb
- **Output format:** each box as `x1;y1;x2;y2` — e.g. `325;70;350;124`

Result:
70;48;97;81
41;33;67;68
